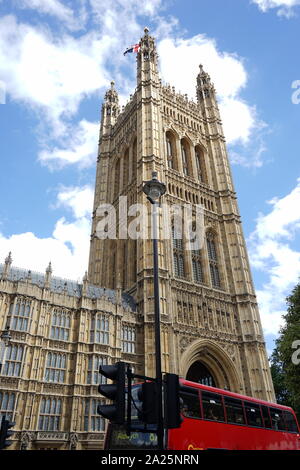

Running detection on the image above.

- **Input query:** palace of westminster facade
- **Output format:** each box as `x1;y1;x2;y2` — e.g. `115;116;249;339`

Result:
0;29;275;450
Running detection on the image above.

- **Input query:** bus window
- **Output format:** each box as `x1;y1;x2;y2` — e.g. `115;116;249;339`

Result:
244;402;263;428
261;405;272;429
202;392;225;422
283;411;299;433
270;408;286;431
180;391;201;419
224;397;245;425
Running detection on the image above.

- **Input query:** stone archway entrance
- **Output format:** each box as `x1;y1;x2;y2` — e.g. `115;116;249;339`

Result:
186;361;216;387
180;339;241;393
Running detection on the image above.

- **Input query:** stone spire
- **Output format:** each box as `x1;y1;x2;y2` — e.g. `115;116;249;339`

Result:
100;80;120;136
137;26;160;86
2;251;12;279
196;64;215;102
44;261;52;288
82;271;88;296
196;63;220;121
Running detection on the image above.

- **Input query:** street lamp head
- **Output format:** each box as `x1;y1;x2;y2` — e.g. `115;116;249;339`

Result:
143;171;166;203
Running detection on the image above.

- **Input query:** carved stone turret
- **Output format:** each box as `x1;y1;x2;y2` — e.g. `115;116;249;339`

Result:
137;26;160;86
82;271;88;296
196;64;219;121
2;251;12;280
44;261;52;288
100;80;120;136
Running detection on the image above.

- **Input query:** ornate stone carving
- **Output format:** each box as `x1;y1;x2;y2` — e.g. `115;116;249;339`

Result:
0;377;19;387
37;432;68;441
69;433;78;450
20;431;35;450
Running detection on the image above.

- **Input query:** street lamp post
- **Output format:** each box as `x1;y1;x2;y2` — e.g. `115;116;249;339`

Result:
143;171;166;450
0;326;11;375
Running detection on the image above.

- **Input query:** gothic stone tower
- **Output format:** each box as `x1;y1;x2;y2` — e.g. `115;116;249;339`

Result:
88;28;275;401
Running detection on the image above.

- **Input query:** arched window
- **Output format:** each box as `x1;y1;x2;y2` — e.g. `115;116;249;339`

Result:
121;325;136;353
50;310;71;341
87;355;108;385
181;139;192;177
206;232;221;289
0;392;15;421
172;225;185;278
195;145;207;183
39;397;62;431
45;352;66;383
114;159;120;198
8;298;31;332
186;361;216;386
2;345;24;377
192;250;204;284
84;398;105;432
188;221;204;284
123;148;129;189
132;138;137;180
90;313;109;344
166;131;177;170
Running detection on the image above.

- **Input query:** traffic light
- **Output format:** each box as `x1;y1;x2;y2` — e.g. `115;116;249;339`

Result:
97;361;126;424
0;416;15;450
164;373;182;429
137;381;158;425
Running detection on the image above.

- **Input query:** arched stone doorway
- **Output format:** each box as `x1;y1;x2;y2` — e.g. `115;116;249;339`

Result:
180;339;241;393
186;361;216;387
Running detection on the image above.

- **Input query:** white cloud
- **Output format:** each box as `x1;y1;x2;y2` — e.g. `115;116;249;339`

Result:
254;179;300;239
0;15;110;129
0;5;266;167
219;99;256;146
252;0;300;17
55;185;94;218
39;119;99;168
14;0;80;29
158;35;259;147
249;177;300;335
0;185;93;280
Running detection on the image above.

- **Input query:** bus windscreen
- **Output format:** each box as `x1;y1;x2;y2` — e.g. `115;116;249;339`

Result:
108;424;158;450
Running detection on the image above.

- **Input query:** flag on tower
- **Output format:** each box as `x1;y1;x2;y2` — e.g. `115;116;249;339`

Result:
123;43;140;56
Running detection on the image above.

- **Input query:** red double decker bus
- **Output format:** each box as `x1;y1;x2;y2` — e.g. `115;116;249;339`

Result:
105;379;300;450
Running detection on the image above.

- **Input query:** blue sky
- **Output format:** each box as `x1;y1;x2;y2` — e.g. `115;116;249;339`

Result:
1;0;300;355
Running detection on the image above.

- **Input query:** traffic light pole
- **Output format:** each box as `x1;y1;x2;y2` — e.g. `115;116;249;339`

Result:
152;200;164;450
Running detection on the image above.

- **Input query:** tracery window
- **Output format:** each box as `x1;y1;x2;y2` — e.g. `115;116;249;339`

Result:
166;131;177;170
132;138;137;180
123;148;129;189
114;159;120;198
84;399;105;432
192;251;204;284
0;392;16;421
45;352;66;383
195;146;207;183
181;139;191;176
207;233;221;289
8;298;31;332
50;310;71;341
87;355;108;385
2;344;24;377
38;398;62;431
90;314;109;345
172;225;185;278
121;325;136;353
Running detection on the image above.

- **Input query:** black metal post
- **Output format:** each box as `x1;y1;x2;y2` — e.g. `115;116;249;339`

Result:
152;200;164;450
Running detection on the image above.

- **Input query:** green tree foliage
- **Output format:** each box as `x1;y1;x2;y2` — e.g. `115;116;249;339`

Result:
270;282;300;420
